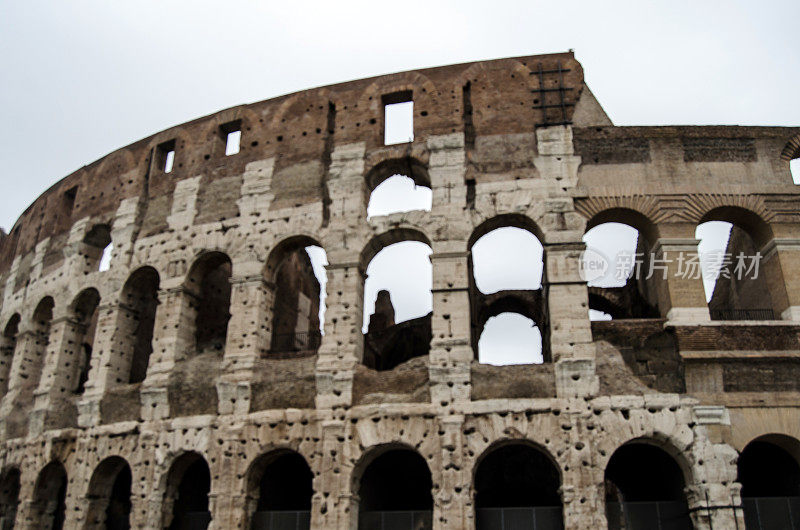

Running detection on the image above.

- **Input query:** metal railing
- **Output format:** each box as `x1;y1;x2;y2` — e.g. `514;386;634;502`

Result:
476;506;564;530
251;510;311;530
359;510;432;530
172;511;211;530
710;308;776;321
743;496;800;530
606;501;692;530
269;331;321;352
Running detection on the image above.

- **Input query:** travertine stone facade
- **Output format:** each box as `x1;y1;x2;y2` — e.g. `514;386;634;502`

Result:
0;52;799;529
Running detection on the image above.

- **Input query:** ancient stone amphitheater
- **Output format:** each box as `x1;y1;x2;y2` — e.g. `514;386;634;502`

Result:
0;52;799;530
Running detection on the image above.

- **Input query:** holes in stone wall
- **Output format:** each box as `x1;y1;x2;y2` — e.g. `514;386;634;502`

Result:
220;120;242;156
383;91;414;145
31;461;67;530
474;443;563;528
163;452;210;530
121;267;160;384
367;174;432;218
357;448;432;527
604;443;692;529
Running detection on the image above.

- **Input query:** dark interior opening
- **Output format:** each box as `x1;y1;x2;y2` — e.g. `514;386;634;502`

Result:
168;455;211;530
475;444;561;508
0;468;20;530
33;462;67;530
104;464;132;530
738;441;800;498
358;449;432;513
269;248;321;355
123;267;160;384
189;253;232;354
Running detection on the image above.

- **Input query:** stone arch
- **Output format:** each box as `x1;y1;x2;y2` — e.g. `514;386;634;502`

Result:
699;205;774;249
359;228;432;272
473;439;564;529
364;156;431;192
69;288;101;394
30;461;68;530
600;435;695;489
184;251;233;354
0;467;20;530
12;297;55;406
584;207;660;247
780;133;800;161
351;443;434;529
0;314;20;394
84;456;131;530
119;266;160;384
244;449;313;529
603;438;694;529
160;451;211;530
468;213;544;250
265;236;325;355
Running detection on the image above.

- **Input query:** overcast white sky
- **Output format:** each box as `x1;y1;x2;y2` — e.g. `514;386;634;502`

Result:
2;1;798;363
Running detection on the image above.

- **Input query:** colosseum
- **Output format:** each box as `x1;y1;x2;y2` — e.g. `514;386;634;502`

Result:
0;52;799;530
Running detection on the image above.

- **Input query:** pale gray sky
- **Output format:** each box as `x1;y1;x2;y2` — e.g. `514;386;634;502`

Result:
2;1;798;364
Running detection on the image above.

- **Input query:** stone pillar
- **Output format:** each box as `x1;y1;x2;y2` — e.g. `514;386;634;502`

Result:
761;238;800;320
29;311;85;435
435;414;470;529
650;238;710;322
77;300;140;427
140;284;197;421
561;407;606;530
429;250;472;408
315;261;363;410
545;244;599;398
217;267;273;416
310;420;351;530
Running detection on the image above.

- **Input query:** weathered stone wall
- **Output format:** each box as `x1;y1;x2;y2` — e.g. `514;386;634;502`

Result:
0;52;799;529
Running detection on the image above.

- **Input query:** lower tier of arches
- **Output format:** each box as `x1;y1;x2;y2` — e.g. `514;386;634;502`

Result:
0;396;795;530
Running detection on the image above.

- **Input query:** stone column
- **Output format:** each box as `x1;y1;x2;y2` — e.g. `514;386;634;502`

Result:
435;414;470;529
545;243;599;398
311;419;350;530
217;266;273;416
429;249;472;408
761;238;800;320
140;284;197;421
315;261;363;410
29;311;85;435
650;238;710;322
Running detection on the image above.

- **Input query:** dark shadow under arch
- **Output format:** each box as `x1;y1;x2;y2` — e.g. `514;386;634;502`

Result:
246;450;312;530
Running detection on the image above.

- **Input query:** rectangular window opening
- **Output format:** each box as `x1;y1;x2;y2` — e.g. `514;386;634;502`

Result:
383;91;413;145
220;120;242;156
63;186;78;214
157;140;176;173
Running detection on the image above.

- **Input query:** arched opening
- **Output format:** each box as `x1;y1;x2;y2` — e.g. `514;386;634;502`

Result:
186;252;232;354
247;451;312;530
469;217;547;364
23;297;54;389
361;231;432;371
0;315;20;395
738;435;800;529
0;468;20;530
265;237;327;356
83;225;113;272
163;452;211;530
582;218;659;320
604;442;692;529
31;462;67;530
120;267;160;384
367;174;432;218
474;442;563;530
356;448;433;529
790;158;800;186
70;288;100;394
85;457;131;530
697;207;777;320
